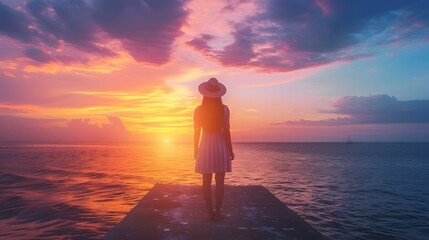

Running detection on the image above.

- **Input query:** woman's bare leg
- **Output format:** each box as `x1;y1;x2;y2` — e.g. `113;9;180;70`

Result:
214;172;225;219
202;173;214;219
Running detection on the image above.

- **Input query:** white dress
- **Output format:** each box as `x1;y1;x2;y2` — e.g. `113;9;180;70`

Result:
194;105;232;174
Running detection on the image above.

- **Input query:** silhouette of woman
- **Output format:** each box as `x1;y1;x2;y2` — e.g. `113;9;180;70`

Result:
194;77;234;220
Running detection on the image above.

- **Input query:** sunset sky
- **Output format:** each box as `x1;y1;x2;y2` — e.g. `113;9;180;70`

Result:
1;0;429;142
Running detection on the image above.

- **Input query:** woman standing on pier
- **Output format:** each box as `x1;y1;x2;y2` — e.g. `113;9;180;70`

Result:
194;77;234;220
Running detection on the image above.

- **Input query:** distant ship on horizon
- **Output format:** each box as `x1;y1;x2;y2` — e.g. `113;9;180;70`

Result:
346;136;353;144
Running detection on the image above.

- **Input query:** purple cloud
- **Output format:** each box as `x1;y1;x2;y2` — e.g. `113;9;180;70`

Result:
187;27;256;67
218;26;256;66
0;0;189;65
273;95;429;126
186;34;215;54
272;117;357;126
0;2;35;42
0;115;134;142
24;48;53;63
26;0;115;56
92;0;189;64
23;47;91;65
188;0;429;71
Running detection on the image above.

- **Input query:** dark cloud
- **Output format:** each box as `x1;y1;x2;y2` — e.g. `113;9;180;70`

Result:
221;0;251;12
187;27;256;67
26;0;115;56
263;0;400;52
0;115;134;142
328;95;429;124
186;34;215;53
274;95;429;126
92;0;189;64
24;48;53;63
271;117;357;126
24;47;90;65
0;0;189;65
189;0;429;71
260;0;429;53
219;26;256;66
0;2;35;42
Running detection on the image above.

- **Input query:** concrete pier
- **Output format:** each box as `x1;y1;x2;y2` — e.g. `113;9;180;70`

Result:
104;184;326;240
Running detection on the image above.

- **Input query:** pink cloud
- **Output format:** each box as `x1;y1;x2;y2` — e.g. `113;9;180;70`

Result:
315;0;332;15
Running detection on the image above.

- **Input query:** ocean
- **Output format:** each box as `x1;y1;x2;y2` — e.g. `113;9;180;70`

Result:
0;142;428;239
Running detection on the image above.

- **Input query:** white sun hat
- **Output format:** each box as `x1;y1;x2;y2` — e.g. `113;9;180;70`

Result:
198;77;227;98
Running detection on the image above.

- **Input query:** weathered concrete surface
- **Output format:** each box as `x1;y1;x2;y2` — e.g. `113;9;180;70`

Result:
104;184;326;240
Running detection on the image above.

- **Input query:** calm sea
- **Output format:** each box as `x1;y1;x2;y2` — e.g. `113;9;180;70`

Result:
0;142;428;239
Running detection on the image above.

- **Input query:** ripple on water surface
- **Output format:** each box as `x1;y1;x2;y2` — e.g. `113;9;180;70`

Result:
0;142;428;239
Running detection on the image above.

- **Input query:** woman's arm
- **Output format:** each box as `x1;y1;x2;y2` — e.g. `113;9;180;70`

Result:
224;129;234;160
194;129;200;159
193;107;201;160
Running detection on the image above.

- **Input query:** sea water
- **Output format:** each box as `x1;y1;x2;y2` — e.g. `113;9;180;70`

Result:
1;142;428;239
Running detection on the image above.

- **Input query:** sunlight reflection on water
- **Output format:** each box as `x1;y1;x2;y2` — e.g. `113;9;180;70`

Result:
0;142;428;239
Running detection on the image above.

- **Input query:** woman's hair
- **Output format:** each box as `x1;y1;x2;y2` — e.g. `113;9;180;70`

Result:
200;96;224;131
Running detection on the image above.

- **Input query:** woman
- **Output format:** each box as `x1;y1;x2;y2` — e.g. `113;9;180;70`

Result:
194;77;234;220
